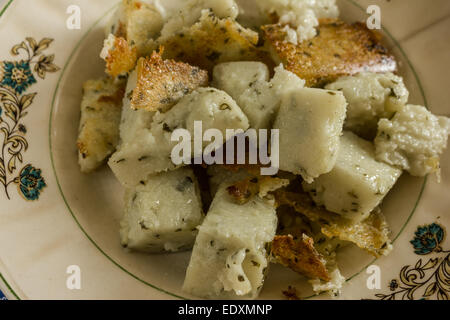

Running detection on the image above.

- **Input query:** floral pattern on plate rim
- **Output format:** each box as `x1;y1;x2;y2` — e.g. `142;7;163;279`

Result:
0;37;59;200
373;223;449;300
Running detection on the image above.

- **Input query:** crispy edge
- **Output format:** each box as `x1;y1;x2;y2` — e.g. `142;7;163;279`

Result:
275;190;392;257
76;78;125;161
130;49;209;112
97;84;126;105
262;19;397;87
160;10;271;72
321;209;392;257
105;36;137;78
226;172;290;204
271;234;330;282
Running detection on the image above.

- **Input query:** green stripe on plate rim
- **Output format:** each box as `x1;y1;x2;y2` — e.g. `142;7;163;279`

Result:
0;0;13;17
0;0;427;300
0;271;20;300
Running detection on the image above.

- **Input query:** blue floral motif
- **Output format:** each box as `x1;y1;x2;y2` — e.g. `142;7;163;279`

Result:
18;165;46;201
1;60;36;94
1;37;58;201
410;223;444;255
375;223;448;300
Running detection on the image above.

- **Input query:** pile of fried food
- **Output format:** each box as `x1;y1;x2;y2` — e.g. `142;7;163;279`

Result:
76;0;450;299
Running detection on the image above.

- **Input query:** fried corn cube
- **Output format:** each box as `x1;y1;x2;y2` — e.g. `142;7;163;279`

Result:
375;104;450;177
325;72;409;139
262;19;397;88
160;9;270;73
123;0;164;56
182;180;277;299
109;87;249;187
101;0;165;77
130;52;209;112
213;62;305;129
273;88;347;182
159;0;239;41
302;131;402;222
77;77;126;173
120;167;204;253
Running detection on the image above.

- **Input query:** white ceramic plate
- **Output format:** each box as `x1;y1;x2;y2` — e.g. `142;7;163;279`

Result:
0;0;449;300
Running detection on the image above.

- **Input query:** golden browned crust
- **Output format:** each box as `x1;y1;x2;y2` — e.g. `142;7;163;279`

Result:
98;85;126;105
105;36;138;78
160;10;272;73
77;77;126;170
262;19;397;87
275;189;392;257
271;234;330;281
275;189;343;225
226;174;289;204
321;209;391;257
277;205;313;239
130;49;209;112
